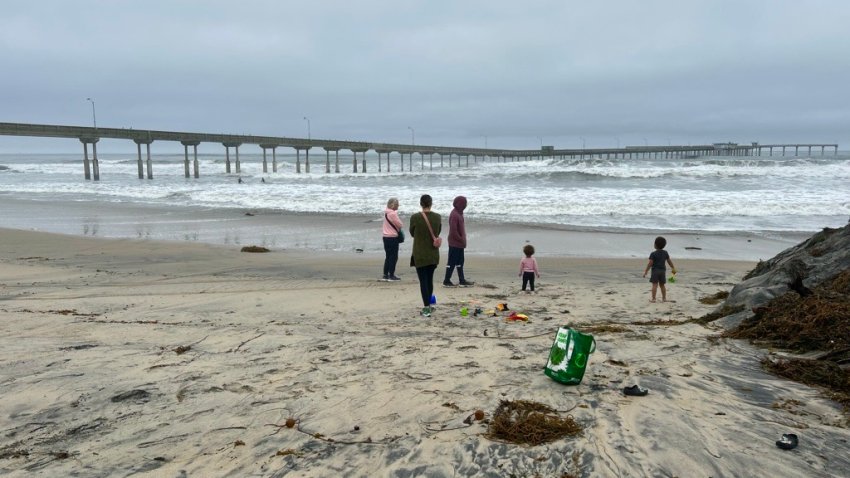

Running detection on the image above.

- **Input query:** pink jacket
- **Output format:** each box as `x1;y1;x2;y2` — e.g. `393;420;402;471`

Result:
383;208;403;237
519;257;539;277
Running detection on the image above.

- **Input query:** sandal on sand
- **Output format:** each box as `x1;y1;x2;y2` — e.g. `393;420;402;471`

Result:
623;385;649;396
776;433;798;450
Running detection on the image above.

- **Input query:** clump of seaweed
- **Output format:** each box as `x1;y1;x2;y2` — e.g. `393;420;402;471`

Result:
692;304;745;325
723;270;850;352
241;246;270;253
761;357;850;412
699;290;730;305
580;324;630;334
485;399;582;445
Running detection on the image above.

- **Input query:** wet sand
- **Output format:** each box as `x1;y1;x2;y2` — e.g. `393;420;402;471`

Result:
1;228;848;477
0;197;812;261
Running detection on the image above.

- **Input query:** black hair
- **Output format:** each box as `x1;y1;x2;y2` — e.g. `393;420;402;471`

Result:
654;236;667;250
420;194;432;208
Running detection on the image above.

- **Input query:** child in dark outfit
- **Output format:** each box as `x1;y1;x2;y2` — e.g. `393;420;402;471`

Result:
642;236;677;302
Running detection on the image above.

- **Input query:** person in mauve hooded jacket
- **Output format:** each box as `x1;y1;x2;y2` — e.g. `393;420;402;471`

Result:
443;195;474;287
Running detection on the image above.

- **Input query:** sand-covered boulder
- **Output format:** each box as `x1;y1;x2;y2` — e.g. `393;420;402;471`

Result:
717;224;850;329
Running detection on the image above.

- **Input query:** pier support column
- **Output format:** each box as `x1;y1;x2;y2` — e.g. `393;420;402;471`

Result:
272;148;278;172
782;146;786;156
305;148;310;173
79;138;97;180
262;148;268;173
183;144;191;177
193;144;199;178
181;141;200;178
377;152;383;172
145;143;153;179
296;149;301;173
821;146;825;155
795;146;799;156
222;142;241;174
335;150;340;173
808;146;812;156
325;149;330;173
429;153;434;170
352;151;358;173
136;142;143;178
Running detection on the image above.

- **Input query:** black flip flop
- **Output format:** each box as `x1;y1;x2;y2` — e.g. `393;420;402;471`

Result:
623;385;649;396
775;433;798;450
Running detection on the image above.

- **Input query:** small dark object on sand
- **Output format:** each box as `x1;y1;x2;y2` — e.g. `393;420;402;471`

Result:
111;389;150;403
776;433;798;450
241;246;270;253
623;385;649;396
685;246;702;250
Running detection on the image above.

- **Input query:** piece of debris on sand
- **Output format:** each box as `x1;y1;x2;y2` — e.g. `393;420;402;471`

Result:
240;246;270;253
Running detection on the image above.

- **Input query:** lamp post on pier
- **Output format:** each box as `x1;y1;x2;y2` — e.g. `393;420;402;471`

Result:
407;126;415;145
86;97;97;129
303;116;311;140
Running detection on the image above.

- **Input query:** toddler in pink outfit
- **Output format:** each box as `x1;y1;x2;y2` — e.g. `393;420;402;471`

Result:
518;244;540;292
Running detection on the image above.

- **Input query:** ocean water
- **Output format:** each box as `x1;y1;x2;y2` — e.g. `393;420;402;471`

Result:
2;152;848;237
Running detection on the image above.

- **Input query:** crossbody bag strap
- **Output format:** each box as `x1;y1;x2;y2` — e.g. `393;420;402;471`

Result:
385;213;401;234
420;212;437;241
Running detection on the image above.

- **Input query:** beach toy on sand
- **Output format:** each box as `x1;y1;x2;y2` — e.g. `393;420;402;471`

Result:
460;306;469;317
430;294;436;305
506;312;529;322
544;327;596;385
668;273;677;283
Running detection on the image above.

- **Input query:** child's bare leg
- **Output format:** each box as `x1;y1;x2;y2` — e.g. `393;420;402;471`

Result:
650;283;658;302
660;284;667;302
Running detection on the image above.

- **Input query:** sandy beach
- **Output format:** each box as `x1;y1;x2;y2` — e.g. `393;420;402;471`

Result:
1;228;849;477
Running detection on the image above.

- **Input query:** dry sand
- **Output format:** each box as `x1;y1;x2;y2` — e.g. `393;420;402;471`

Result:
1;228;848;477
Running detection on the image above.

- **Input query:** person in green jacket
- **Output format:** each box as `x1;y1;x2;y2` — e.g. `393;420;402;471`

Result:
409;194;442;317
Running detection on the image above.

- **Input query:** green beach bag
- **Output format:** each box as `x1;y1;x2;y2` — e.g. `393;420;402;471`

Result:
543;327;596;385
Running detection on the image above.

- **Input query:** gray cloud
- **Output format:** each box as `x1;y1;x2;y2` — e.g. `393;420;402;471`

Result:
2;0;849;152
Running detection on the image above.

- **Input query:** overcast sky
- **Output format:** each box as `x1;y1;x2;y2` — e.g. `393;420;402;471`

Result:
2;0;849;153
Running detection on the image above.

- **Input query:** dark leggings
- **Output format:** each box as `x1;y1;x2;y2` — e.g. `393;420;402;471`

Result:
522;271;535;291
382;236;399;276
416;264;437;307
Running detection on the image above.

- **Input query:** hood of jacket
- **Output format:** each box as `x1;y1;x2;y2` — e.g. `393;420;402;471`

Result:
453;196;467;212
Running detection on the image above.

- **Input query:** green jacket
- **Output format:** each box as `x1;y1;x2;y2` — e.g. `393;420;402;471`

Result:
409;211;442;268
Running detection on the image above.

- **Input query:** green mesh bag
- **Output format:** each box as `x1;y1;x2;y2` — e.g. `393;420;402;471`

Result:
543;327;596;385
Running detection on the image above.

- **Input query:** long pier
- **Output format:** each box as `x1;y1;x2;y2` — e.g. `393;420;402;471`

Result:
0;122;840;180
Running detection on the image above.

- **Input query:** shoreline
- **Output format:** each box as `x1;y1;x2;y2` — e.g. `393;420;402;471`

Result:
0;197;814;261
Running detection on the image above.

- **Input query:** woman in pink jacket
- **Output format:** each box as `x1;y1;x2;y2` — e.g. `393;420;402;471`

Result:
382;197;404;281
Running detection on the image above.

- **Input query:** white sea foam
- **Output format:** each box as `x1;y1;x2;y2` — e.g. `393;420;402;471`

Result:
1;153;848;234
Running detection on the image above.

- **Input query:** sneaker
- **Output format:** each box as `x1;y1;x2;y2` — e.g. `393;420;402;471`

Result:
420;306;431;317
381;274;389;281
388;275;401;281
443;281;457;287
458;281;475;287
